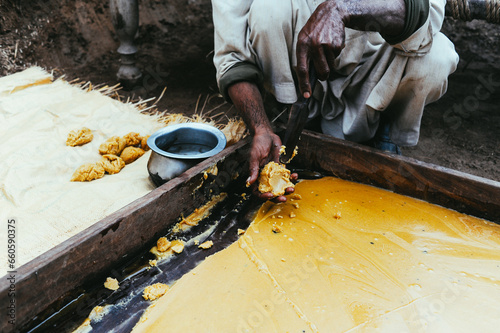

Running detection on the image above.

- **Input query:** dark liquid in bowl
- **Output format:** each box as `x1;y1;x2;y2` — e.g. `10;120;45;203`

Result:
166;143;213;155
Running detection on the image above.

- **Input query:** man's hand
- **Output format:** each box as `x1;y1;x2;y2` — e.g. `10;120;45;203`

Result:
296;0;406;98
297;1;347;97
247;128;297;202
228;81;296;202
246;127;281;186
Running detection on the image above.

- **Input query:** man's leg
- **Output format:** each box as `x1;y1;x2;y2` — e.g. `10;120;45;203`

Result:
319;32;458;150
385;32;459;146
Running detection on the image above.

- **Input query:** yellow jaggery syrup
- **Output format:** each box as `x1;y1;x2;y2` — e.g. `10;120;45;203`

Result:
133;177;500;332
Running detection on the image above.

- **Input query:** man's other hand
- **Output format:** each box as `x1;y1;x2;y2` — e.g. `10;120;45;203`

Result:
296;1;347;98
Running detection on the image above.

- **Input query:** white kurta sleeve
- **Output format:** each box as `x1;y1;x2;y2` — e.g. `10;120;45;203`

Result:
212;0;256;87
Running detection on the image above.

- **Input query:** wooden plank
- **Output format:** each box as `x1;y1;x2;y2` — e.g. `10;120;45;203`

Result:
0;138;251;333
293;129;500;222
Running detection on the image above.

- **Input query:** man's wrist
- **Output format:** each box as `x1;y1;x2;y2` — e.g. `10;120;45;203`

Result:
334;0;406;36
327;0;350;26
253;124;274;137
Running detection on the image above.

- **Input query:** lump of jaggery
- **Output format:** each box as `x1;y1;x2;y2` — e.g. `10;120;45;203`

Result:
156;237;171;252
123;132;142;147
104;277;119;291
99;136;127;155
120;146;145;164
171;240;184;254
150;239;185;260
98;154;125;174
66;127;93;147
258;162;294;196
198;240;213;250
71;163;105;182
143;283;169;301
141;135;150;151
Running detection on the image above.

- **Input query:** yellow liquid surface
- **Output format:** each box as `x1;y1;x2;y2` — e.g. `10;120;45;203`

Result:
133;177;500;332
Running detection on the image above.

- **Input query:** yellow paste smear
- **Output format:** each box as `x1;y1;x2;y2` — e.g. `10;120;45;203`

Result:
10;76;52;94
174;193;228;231
133;177;500;333
73;305;109;333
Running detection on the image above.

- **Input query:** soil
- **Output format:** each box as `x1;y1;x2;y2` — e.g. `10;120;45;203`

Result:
1;0;499;181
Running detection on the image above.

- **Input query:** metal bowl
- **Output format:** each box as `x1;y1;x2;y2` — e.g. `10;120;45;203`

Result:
147;123;227;186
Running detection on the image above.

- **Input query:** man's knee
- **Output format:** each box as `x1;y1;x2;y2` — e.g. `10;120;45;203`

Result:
404;33;459;95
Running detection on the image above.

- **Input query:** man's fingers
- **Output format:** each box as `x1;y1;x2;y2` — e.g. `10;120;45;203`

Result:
284;187;295;195
311;44;329;81
271;141;281;163
247;160;260;186
325;47;337;80
296;37;312;98
258;192;275;201
273;196;288;203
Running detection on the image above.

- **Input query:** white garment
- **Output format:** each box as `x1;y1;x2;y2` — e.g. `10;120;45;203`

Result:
212;0;459;145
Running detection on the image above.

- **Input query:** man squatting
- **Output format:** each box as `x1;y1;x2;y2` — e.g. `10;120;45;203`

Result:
211;0;458;200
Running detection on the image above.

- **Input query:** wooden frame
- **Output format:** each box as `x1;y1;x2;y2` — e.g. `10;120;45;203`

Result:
1;131;499;332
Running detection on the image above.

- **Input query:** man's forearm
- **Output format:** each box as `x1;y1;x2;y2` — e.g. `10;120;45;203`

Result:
227;81;273;136
338;0;406;37
227;81;282;187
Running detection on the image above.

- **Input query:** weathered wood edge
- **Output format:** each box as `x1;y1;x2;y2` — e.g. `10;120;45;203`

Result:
0;138;251;333
293;129;500;222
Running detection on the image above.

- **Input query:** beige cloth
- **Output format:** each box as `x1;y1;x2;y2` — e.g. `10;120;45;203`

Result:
212;0;459;145
0;68;164;277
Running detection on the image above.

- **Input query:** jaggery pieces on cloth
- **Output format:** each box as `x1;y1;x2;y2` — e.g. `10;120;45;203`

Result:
0;67;166;272
99;136;127;155
71;163;105;182
66;127;93;147
121;147;145;164
258;162;294;196
141;135;150;151
100;132;146;162
99;154;126;174
123;132;142;147
73;137;141;181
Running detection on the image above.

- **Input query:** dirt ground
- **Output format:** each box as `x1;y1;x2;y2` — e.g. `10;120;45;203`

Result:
1;0;499;181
